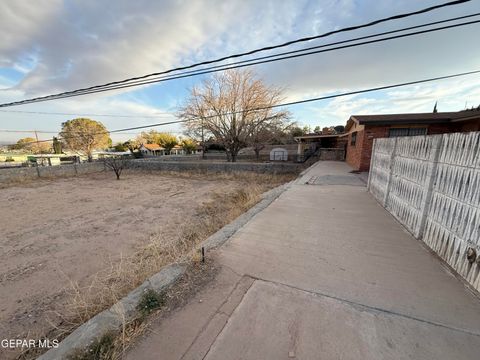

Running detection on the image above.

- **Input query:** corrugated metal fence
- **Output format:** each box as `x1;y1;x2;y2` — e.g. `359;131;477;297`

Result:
368;131;480;291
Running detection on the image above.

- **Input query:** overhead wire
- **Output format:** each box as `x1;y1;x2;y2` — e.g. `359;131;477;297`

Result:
5;68;480;147
26;18;480;101
2;18;479;106
0;0;472;107
0;109;174;118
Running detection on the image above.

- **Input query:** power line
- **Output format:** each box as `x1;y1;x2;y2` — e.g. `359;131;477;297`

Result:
0;129;57;134
5;12;475;107
0;109;174;118
20;18;478;103
5;68;480;147
2;19;479;106
0;129;142;135
55;12;478;96
0;0;470;107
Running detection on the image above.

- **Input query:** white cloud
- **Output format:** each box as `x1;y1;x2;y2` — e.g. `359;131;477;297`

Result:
1;0;311;96
0;0;479;141
0;1;61;66
296;76;480;129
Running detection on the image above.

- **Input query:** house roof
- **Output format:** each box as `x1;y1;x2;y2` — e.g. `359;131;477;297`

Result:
141;143;164;151
346;110;480;131
294;133;347;141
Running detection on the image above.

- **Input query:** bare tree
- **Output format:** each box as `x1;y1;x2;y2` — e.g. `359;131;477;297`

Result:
103;156;129;180
179;69;289;162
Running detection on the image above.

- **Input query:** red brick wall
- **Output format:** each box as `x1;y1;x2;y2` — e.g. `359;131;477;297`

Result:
427;123;456;134
346;123;456;172
359;126;390;171
456;119;480;132
345;129;365;171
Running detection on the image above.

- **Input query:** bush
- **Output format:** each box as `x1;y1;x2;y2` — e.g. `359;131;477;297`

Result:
137;289;165;316
69;332;115;360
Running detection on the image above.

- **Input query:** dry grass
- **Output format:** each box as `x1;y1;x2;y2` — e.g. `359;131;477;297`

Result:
18;171;296;360
0;174;39;189
66;261;218;360
134;168;297;184
0;170;91;189
61;176;273;323
62;186;263;322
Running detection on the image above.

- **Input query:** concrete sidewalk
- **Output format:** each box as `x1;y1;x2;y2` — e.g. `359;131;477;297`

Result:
127;161;480;360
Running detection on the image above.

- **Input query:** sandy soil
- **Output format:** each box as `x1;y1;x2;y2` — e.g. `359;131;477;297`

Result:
0;170;256;356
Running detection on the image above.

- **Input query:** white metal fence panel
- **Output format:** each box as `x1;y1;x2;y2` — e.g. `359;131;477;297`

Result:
423;132;480;290
368;131;480;292
368;138;395;206
387;135;442;237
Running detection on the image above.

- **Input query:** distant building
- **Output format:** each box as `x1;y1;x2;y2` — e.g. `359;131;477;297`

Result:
170;145;185;155
344;110;480;171
139;143;165;156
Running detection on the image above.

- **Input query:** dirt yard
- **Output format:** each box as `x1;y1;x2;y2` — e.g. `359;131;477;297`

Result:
0;170;294;359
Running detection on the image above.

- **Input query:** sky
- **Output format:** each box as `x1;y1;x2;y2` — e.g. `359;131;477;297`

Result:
1;0;480;144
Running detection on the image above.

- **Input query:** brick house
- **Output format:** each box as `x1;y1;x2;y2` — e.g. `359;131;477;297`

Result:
345;110;480;171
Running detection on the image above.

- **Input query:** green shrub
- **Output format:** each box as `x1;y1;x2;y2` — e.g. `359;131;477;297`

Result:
68;332;115;360
137;289;165;316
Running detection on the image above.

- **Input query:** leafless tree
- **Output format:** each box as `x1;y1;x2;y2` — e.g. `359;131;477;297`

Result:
178;69;289;162
103;156;129;180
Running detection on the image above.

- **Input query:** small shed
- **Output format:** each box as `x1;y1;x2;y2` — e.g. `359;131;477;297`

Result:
270;148;288;161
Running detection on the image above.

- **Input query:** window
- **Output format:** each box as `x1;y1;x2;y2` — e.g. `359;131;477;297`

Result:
389;127;427;137
351;131;357;146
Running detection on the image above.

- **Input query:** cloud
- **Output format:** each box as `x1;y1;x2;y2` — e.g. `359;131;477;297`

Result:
1;0;312;96
0;0;479;141
296;76;480;129
0;95;178;144
258;0;480;101
0;1;61;66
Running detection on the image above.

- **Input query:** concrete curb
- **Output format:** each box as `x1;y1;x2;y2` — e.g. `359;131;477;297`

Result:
38;180;292;359
38;264;185;360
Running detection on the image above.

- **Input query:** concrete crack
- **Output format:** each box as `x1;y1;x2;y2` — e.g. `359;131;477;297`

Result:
253;277;480;338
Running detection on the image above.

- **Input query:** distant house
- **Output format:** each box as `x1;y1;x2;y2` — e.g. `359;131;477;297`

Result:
170;145;185;155
139;143;165;156
344;110;480;171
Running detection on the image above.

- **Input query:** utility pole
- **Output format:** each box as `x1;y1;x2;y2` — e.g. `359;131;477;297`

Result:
201;118;205;159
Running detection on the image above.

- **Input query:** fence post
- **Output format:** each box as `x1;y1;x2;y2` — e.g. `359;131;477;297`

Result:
367;139;376;191
383;137;398;208
35;163;41;178
417;135;443;239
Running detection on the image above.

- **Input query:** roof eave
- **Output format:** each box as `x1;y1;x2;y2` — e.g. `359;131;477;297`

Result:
359;118;452;126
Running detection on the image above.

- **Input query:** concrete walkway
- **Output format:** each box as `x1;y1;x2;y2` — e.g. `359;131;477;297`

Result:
127;161;480;360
